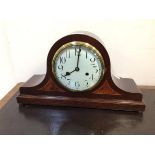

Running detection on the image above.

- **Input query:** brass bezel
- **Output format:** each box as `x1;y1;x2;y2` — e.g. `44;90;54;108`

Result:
52;41;105;92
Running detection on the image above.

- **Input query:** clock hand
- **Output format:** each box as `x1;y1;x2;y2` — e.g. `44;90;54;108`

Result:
64;50;81;77
64;65;80;77
64;69;76;76
76;49;81;69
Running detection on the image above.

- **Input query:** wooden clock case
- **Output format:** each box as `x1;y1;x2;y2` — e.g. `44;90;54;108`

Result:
17;33;145;112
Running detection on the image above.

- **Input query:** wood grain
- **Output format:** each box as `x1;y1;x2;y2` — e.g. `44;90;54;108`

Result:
0;82;154;110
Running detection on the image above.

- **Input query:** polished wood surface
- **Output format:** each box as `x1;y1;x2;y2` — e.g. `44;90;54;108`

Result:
17;34;145;111
17;75;145;111
0;88;154;135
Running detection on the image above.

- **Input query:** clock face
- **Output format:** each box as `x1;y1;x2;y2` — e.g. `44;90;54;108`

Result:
52;41;105;92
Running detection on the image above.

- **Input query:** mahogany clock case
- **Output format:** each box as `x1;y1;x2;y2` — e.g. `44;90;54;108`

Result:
17;33;145;112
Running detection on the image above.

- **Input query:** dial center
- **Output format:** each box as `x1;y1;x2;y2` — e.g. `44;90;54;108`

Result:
75;67;80;71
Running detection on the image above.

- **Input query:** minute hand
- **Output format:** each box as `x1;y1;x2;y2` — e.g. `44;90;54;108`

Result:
76;50;81;68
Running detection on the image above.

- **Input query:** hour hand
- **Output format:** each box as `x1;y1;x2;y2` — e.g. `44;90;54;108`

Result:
64;69;76;76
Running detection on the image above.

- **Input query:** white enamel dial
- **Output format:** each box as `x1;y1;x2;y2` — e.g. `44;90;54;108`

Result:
52;42;105;92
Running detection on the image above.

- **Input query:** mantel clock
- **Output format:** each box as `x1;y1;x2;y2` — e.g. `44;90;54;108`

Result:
17;33;145;112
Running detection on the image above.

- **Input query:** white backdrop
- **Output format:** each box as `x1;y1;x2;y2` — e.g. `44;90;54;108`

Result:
6;20;155;83
0;0;155;99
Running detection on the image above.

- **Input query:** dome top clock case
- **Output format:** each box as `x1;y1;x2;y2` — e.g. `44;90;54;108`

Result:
17;33;145;112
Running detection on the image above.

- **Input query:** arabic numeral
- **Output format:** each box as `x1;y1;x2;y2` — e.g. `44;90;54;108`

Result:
75;81;80;89
84;80;89;87
90;57;96;62
66;50;70;58
60;57;66;64
75;47;81;56
67;79;71;85
58;65;63;71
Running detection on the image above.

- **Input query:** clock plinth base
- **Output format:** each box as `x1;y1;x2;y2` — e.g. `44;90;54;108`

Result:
17;94;145;112
17;75;145;112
